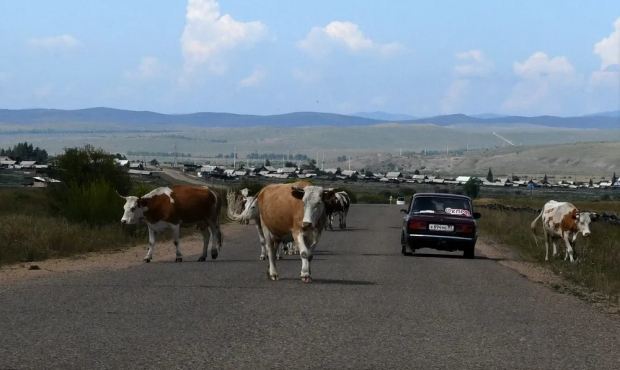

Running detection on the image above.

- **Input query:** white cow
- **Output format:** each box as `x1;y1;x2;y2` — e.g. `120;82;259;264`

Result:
530;200;597;263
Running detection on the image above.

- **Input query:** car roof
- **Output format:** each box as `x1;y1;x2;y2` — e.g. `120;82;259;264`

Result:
412;193;472;201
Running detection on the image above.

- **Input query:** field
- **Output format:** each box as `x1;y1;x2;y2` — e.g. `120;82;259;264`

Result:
475;195;620;303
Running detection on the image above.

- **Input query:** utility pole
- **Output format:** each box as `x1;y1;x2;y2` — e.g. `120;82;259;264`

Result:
233;146;236;169
348;156;351;171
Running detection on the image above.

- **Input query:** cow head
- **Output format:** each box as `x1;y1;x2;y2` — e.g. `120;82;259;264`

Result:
120;195;147;225
576;211;596;237
292;185;333;229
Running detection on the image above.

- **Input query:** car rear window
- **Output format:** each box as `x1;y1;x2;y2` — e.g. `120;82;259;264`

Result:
411;197;472;217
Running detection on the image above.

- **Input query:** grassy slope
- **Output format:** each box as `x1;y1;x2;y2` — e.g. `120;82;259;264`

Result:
475;197;620;303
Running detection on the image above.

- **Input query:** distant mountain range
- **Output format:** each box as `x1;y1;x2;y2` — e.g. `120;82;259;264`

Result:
0;107;618;129
353;111;416;121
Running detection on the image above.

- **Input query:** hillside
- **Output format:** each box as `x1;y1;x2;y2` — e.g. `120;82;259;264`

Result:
0;107;618;130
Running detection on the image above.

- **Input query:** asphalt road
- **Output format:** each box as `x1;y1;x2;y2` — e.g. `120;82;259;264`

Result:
0;205;618;369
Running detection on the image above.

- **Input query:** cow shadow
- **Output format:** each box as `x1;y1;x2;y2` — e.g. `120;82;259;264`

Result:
326;227;369;232
280;277;377;286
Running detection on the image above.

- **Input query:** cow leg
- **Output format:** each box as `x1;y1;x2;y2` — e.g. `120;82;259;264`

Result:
339;211;345;229
197;225;210;262
276;242;282;260
263;232;279;281
144;226;156;263
295;232;312;283
209;220;222;260
172;224;183;262
563;235;575;263
256;223;267;260
543;229;550;261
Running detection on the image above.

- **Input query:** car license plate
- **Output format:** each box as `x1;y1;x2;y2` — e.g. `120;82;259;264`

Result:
429;224;454;232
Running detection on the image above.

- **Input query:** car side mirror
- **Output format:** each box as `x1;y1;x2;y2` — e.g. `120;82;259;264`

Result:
473;212;481;219
400;209;408;214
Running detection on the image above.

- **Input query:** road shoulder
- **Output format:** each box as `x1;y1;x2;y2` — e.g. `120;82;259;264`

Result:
477;237;619;316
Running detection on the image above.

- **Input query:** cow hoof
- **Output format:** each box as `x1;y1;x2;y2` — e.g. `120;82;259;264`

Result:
143;258;151;263
301;276;312;283
211;250;219;260
175;257;183;262
197;256;206;262
259;255;266;261
276;255;281;260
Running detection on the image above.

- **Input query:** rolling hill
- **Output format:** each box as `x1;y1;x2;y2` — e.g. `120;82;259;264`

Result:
0;107;618;130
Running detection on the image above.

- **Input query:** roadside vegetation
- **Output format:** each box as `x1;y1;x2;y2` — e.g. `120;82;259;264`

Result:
475;196;620;303
0;146;151;266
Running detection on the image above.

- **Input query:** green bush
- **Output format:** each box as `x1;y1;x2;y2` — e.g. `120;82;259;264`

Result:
50;179;125;225
0;214;139;265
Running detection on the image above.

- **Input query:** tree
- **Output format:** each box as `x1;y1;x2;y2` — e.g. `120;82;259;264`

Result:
0;142;48;163
486;168;493;182
149;158;159;166
543;174;548;184
414;169;420;175
612;172;618;185
463;178;481;199
589;178;594;187
264;158;271;166
49;145;132;225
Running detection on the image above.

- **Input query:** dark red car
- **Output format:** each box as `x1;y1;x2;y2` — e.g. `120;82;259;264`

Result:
400;193;481;258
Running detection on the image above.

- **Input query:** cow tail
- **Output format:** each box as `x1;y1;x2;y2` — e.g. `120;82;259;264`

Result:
530;208;543;246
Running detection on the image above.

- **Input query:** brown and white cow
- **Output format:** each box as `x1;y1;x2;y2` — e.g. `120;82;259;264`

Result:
120;185;222;263
228;181;333;282
226;191;289;260
530;200;597;263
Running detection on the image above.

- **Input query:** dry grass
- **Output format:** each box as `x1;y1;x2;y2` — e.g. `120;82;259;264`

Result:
477;203;620;303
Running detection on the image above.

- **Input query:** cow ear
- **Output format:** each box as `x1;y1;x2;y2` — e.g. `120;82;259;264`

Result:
322;190;335;200
591;212;600;221
291;186;305;199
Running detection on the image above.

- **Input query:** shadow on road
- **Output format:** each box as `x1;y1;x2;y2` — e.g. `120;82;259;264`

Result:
408;253;500;261
326;227;369;232
300;278;377;286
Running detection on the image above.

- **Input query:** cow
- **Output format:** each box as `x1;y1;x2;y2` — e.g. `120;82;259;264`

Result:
226;190;292;260
120;185;222;263
325;191;351;230
530;200;597;263
228;181;333;283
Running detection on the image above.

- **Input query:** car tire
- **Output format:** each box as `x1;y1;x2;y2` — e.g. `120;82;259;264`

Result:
463;245;475;259
401;233;412;256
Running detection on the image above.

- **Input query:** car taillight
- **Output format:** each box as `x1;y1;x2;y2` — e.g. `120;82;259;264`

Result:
455;223;474;234
408;219;427;231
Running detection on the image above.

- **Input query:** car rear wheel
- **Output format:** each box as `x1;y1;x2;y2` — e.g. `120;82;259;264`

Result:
463;245;475;259
401;233;413;256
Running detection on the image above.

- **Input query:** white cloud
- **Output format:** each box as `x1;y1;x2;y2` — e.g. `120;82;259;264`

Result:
238;68;266;88
441;50;493;113
180;0;266;74
28;34;80;51
125;57;164;81
298;21;403;58
502;52;579;114
454;50;493;78
589;18;620;90
594;17;620;70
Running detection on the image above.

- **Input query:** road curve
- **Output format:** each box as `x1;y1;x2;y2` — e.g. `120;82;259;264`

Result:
0;205;618;369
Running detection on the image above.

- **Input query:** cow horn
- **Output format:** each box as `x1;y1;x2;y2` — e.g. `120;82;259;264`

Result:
115;190;127;199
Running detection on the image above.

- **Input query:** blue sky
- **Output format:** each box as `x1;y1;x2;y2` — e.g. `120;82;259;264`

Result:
0;0;618;116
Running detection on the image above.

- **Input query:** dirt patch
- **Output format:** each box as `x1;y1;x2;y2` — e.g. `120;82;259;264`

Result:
0;233;211;285
477;237;619;316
